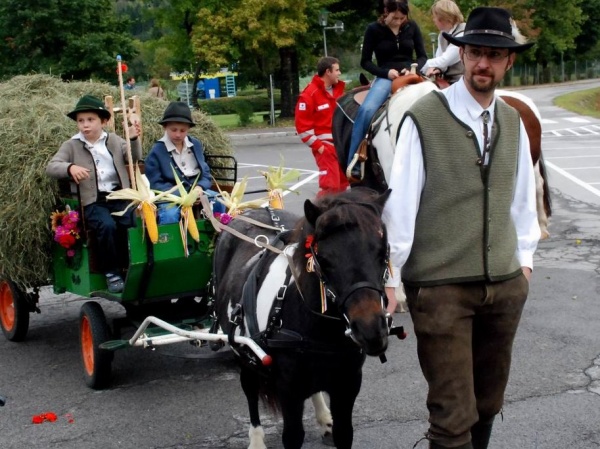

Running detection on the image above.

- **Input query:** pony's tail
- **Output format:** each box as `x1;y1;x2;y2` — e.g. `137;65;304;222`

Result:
537;152;552;218
258;379;281;416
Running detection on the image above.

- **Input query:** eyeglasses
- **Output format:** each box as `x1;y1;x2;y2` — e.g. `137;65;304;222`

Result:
386;1;408;13
464;48;509;63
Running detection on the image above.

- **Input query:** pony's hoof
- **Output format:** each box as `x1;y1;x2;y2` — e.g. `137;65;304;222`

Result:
321;431;335;447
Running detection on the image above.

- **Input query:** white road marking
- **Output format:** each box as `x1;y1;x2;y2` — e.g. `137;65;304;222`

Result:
564;117;591;123
546;160;600;198
566;166;600;170
546;155;600;159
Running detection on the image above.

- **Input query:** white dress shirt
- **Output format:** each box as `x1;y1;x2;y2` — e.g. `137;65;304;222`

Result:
382;78;541;287
160;134;200;177
421;24;463;74
74;131;119;193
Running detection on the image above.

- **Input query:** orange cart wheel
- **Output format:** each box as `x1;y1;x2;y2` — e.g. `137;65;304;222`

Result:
79;302;113;390
0;278;29;342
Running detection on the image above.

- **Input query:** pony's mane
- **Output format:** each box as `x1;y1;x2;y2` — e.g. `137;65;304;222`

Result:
291;189;385;267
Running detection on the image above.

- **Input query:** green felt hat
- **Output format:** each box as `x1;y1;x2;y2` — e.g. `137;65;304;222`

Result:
67;95;111;121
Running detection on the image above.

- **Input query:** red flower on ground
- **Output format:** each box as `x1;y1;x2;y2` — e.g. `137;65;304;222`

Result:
32;412;58;424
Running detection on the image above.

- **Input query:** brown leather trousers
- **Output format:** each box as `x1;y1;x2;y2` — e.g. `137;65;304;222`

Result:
405;274;529;448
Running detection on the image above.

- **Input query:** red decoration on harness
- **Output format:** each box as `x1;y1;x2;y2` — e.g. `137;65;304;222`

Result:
305;234;315;258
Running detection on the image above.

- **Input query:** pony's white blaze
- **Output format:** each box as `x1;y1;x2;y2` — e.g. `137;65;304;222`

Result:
253;247;296;331
248;425;266;449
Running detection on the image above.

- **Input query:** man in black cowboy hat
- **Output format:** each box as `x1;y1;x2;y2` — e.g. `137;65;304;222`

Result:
383;7;540;449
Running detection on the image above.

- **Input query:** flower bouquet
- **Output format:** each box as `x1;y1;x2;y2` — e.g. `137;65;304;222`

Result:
50;206;81;257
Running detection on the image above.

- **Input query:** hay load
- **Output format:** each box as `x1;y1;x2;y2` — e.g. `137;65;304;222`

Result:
0;74;233;289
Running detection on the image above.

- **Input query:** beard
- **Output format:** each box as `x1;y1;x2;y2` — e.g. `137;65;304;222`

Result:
467;69;500;93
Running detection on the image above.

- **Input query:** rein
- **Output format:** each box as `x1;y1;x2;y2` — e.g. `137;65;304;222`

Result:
200;195;285;254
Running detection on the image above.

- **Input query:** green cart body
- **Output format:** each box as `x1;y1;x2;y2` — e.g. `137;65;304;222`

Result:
51;205;216;305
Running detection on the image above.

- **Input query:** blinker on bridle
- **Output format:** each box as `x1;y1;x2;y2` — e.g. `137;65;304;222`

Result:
305;235;391;316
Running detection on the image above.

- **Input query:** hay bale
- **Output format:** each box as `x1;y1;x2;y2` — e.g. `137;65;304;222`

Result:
0;74;233;289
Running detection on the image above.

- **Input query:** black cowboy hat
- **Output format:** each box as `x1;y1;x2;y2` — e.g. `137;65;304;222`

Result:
67;95;111;121
158;101;196;127
443;7;534;53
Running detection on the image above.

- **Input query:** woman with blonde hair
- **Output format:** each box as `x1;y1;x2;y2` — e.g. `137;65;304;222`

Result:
421;0;465;84
148;78;165;99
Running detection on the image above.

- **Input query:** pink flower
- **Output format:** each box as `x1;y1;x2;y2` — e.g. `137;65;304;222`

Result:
50;209;81;251
214;213;232;225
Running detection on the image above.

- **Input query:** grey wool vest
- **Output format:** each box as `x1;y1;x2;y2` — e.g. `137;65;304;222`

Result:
401;91;523;287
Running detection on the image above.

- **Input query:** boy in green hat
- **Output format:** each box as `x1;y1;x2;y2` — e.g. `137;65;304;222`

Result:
46;95;142;293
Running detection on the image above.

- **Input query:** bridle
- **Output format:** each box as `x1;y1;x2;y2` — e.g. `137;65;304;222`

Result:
305;237;391;320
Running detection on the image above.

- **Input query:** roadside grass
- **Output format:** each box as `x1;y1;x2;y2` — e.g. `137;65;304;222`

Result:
554;87;600;119
209;111;295;130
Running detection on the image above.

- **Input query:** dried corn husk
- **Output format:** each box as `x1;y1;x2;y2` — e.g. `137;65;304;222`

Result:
160;168;202;255
107;165;176;243
260;157;300;209
216;177;269;217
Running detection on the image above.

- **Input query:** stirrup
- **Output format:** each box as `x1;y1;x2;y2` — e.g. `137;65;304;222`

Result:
346;154;363;183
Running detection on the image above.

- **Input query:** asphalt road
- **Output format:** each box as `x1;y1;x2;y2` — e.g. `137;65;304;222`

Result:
1;81;599;449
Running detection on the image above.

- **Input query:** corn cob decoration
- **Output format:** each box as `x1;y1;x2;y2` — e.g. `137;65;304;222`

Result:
140;202;158;243
215;176;269;216
107;165;175;244
161;167;203;256
260;157;300;210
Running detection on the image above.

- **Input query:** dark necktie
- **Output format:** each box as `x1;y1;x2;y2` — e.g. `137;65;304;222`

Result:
481;110;491;166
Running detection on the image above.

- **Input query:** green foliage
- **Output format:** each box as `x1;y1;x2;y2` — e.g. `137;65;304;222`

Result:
574;0;600;57
234;100;254;126
196;94;281;115
0;0;137;81
531;0;584;71
554;87;600;119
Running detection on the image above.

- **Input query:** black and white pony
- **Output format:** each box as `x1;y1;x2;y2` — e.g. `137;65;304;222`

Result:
213;188;396;449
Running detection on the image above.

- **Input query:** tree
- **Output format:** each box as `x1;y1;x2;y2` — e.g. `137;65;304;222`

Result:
529;0;584;82
192;0;323;117
574;0;600;58
0;0;136;81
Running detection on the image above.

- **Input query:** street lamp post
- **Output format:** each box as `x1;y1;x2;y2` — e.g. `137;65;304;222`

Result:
428;32;438;58
318;9;344;57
